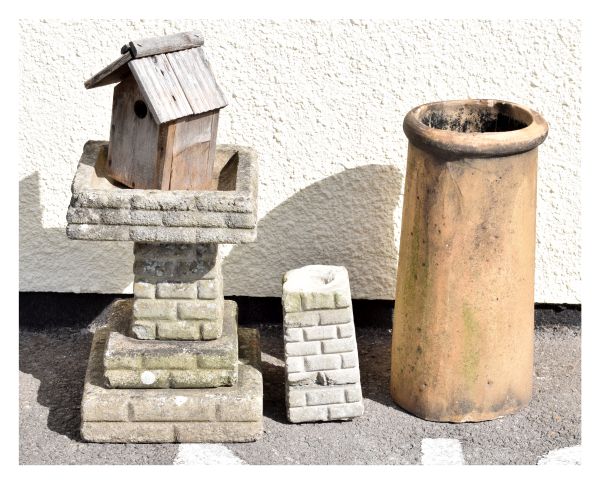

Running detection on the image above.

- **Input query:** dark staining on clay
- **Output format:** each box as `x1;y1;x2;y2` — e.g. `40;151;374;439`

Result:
422;105;528;133
462;303;481;386
454;399;476;417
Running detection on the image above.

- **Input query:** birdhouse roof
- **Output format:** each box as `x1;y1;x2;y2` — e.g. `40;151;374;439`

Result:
85;31;228;124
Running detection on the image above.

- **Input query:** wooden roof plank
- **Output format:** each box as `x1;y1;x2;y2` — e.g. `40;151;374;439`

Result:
84;52;132;89
126;31;205;58
128;54;194;124
166;47;228;115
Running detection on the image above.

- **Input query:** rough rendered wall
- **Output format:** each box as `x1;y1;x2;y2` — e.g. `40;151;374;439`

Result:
19;19;581;302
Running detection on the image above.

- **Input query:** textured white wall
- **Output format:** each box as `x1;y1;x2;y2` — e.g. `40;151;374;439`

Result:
19;19;581;302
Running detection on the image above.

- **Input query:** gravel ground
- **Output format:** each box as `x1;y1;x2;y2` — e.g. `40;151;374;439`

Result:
19;301;580;465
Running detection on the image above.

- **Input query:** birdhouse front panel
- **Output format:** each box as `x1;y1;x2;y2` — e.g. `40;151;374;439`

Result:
107;76;161;189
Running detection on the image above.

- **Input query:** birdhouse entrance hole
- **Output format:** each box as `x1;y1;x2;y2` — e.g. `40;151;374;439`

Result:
134;100;148;119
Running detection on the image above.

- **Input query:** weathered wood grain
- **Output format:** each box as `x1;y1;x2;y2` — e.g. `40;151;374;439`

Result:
166;47;227;114
129;54;194;124
85;52;132;89
126;31;204;58
208;110;220;187
168;112;216;190
106;77;160;189
157;124;175;189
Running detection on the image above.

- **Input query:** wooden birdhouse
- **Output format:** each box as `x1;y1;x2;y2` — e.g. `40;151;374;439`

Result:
85;31;227;190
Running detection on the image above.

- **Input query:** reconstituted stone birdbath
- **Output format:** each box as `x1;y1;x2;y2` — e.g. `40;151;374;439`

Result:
66;140;263;443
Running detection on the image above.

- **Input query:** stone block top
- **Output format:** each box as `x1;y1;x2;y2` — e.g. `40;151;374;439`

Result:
282;265;352;313
66;141;258;244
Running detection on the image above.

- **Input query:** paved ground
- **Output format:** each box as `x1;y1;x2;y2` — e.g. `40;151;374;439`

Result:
19;300;580;465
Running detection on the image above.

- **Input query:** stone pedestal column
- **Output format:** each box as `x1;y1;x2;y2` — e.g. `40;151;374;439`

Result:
131;243;224;340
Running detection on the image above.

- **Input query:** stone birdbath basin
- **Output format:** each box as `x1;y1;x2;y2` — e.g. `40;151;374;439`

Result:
66;140;263;443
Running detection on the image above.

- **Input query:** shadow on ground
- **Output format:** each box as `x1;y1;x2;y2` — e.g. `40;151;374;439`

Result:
19;328;92;441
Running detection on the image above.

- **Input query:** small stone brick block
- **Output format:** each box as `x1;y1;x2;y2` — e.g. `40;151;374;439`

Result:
288;406;328;423
134;282;155;299
156;320;200;340
287;371;318;385
302;292;336;311
286;356;304;373
345;386;362;403
130;320;157;339
337;323;355;338
304;354;341;371
305;387;345;406
318;368;361;386
321;337;355;354
284;328;303;343
319;308;353;325
201;319;222;340
303;326;336;341
156;282;197;299
284;311;319;328
341;352;358;369
133;299;177;320
282;292;302;313
327;402;364;420
285;341;320;357
177;300;219;320
282;265;363;423
198;279;219;299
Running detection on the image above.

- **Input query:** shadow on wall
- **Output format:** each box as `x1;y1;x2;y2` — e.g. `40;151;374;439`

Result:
19;173;133;293
20;164;402;298
223;164;403;300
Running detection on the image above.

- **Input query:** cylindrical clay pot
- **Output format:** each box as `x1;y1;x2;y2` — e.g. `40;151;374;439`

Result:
390;99;548;422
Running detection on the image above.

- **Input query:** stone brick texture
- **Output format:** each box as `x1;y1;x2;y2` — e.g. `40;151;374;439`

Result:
104;299;239;389
282;265;364;423
65;142;259;245
81;299;263;443
131;242;225;341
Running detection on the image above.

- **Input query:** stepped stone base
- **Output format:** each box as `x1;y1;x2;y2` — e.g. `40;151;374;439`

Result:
81;299;263;443
104;299;238;389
